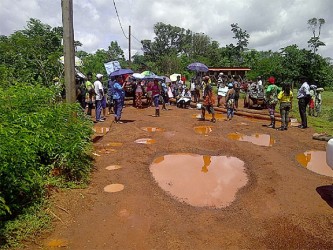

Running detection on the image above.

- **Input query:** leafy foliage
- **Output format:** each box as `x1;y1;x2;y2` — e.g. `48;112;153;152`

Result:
0;84;93;221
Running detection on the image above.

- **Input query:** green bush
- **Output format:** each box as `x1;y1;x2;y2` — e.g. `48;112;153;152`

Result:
0;83;94;221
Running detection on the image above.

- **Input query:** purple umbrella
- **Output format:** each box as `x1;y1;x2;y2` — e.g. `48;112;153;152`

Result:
109;68;134;77
187;62;209;72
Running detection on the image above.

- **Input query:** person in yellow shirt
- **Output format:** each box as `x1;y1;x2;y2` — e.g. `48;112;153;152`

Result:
277;82;293;131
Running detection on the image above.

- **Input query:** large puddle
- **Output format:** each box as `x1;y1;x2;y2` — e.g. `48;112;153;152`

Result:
296;150;333;177
141;127;165;132
228;132;275;146
194;126;212;135
150;154;248;208
135;138;156;144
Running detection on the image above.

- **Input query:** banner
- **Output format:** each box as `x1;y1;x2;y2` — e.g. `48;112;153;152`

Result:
104;61;121;76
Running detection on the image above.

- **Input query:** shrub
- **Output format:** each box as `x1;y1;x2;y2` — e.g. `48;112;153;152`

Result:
0;83;94;221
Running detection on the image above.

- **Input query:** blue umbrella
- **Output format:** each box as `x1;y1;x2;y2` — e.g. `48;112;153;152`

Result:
109;68;134;77
187;62;209;72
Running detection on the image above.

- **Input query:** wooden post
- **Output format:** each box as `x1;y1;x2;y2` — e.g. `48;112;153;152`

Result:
61;0;76;103
128;25;131;64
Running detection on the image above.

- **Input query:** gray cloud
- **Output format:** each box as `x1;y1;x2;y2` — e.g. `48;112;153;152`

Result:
0;0;332;60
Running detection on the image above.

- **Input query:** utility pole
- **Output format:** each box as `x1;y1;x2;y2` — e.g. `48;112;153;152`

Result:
128;25;131;64
61;0;76;103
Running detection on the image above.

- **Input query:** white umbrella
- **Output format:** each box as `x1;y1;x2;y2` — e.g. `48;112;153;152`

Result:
170;73;181;82
132;73;144;79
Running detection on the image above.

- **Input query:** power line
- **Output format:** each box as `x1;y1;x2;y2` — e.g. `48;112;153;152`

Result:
131;34;141;44
112;0;128;39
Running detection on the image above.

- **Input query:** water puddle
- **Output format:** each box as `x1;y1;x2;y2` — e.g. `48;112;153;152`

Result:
106;165;122;170
192;113;224;120
104;184;125;193
141;127;165;132
150;154;248;208
46;239;68;248
296;151;333;177
135;138;156;144
106;142;123;147
227;132;275;146
194;126;212;135
93;127;110;135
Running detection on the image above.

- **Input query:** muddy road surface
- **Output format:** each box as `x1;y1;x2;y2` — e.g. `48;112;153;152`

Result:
26;104;333;249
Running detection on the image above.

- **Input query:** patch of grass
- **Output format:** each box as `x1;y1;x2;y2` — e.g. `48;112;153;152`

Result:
290;89;333;133
0;201;51;249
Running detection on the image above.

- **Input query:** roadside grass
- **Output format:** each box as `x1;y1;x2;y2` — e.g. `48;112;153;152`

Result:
290;90;333;133
0;201;51;249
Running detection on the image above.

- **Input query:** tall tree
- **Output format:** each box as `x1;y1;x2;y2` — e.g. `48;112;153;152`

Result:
230;23;250;64
307;18;326;54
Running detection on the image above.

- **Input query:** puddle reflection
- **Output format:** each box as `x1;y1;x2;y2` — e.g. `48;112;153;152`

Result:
296;151;333;177
93;127;110;134
135;138;156;144
141;127;165;132
228;132;275;146
150;154;248;208
194;126;212;135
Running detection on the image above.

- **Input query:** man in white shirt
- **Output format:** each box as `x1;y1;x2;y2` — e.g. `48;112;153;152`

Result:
297;76;310;129
94;74;104;122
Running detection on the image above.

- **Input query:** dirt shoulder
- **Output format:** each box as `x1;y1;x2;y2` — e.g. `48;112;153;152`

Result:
25;103;333;250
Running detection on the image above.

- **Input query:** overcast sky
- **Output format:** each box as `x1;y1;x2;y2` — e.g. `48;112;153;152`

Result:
1;0;332;61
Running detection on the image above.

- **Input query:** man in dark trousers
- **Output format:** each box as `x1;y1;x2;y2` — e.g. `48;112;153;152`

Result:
297;76;311;129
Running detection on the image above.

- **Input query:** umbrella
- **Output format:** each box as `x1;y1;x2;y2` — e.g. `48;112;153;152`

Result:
141;70;155;76
170;73;181;82
110;68;134;77
187;62;209;72
59;56;83;67
132;73;144;79
143;75;164;81
162;76;171;83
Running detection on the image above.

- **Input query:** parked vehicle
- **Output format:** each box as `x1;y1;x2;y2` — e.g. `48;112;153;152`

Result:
243;84;266;109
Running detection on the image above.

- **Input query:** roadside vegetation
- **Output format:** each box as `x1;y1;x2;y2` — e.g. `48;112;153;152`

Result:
0;17;332;248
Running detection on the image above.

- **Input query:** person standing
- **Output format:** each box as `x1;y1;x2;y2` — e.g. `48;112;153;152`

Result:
225;83;235;121
94;74;104;122
85;72;95;116
135;80;143;109
107;76;115;115
151;79;161;117
200;77;216;123
277;83;293;131
233;76;241;110
297;76;311;129
113;75;125;123
265;76;279;128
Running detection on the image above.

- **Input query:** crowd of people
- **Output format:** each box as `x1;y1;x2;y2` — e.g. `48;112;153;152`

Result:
61;71;323;129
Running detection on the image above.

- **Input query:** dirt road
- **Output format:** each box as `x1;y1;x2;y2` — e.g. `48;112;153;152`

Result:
27;104;333;249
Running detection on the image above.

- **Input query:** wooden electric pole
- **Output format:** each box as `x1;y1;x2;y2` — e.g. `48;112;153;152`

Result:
128;25;131;64
61;0;76;103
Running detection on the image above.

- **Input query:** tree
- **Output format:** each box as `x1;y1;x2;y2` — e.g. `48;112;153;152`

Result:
230;23;250;65
307;18;326;54
0;18;63;86
107;41;125;62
